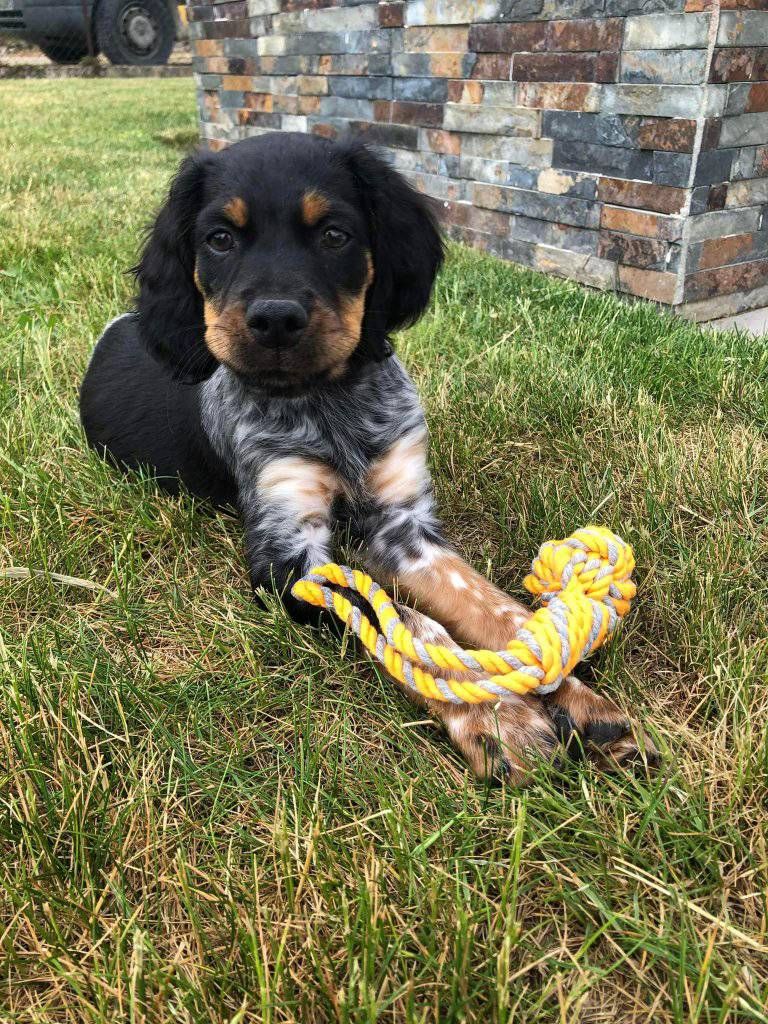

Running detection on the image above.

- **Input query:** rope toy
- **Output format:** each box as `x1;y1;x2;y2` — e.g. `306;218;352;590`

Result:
291;526;636;704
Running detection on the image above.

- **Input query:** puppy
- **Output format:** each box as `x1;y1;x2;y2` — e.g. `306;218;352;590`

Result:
80;132;656;780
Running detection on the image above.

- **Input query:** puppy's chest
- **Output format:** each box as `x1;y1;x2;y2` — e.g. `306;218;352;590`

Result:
202;365;424;491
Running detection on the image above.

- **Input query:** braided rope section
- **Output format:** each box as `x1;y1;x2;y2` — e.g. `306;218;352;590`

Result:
291;526;636;704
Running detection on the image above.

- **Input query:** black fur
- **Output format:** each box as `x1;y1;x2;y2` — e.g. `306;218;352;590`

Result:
344;141;444;360
134;152;217;385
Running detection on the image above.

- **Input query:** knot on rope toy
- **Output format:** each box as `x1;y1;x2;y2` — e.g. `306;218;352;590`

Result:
291;526;636;705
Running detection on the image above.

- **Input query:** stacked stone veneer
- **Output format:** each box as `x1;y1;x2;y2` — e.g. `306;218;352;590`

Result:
189;0;768;321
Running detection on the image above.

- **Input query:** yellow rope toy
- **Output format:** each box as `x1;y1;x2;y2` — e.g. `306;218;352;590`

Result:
291;526;636;704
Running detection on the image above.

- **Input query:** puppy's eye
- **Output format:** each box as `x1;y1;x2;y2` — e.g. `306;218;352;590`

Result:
207;229;234;254
321;227;350;249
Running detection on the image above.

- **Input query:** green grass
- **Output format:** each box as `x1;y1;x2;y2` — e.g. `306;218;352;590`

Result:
2;79;768;1023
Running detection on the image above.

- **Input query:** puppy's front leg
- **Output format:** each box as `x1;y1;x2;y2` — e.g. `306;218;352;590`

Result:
242;456;340;624
360;431;657;771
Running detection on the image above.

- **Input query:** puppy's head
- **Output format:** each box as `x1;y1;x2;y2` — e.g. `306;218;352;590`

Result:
134;133;443;392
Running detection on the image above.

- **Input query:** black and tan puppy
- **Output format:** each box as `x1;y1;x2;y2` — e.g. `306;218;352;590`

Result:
80;132;656;781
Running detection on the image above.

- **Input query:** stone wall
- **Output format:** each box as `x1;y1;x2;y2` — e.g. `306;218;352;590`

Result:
188;0;768;320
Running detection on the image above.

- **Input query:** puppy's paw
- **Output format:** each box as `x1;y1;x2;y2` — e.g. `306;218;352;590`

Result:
543;676;660;772
440;699;561;784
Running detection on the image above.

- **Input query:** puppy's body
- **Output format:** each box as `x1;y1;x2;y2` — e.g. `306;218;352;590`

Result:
80;132;656;779
82;313;236;505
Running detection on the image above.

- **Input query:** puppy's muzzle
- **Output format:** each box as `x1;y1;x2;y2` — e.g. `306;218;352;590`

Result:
246;298;308;350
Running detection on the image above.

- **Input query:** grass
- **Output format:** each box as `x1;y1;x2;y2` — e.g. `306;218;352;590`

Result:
1;78;768;1023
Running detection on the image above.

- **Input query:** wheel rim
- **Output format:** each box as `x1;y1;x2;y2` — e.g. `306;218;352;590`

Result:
119;3;160;57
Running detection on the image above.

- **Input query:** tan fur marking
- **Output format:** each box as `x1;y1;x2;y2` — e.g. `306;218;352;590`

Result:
366;431;428;506
308;255;374;378
258;457;342;521
203;299;249;367
223;196;248;228
390;550;532;652
301;190;331;227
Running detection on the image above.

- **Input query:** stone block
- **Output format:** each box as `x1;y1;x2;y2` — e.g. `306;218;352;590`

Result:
461;134;554;166
710;47;768;84
420;127;462;155
447;79;485;103
511;215;600;254
247;0;279;13
468;22;548;53
329;76;392;99
604;0;690;13
479;82;521;105
533;244;617;290
387;100;444;126
653;151;693;185
598;229;671;268
472;182;601;227
297;75;329;95
688;230;768;271
388;146;454;173
621;49;708;84
726;176;768;206
732;147;758;179
469;54;513;80
597;53;620;82
694;149;737;185
687;206;763;242
597;176;687;213
681;280;768;323
458;157;541;187
405;1;542;27
684;258;768;302
392;52;475;78
717;11;768;47
536;167;598;198
443;103;540;135
601;204;684;240
379;3;405;28
272;3;378;33
602;84;724;118
720;111;768;147
403;26;469;51
623;13;710;49
726;82;768;115
512;53;600;83
517;82;602;111
618;265;678;303
549;17;624;51
408;170;468;201
318;96;376;119
543;110;698;151
439;200;502;233
258;30;392;57
553;139;654;179
242;91;275;112
393;77;448;102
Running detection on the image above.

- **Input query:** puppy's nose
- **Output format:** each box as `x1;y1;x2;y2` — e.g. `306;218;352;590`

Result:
246;299;308;349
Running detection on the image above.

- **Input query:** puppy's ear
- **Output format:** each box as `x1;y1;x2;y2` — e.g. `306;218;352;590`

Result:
344;143;444;360
134;151;217;384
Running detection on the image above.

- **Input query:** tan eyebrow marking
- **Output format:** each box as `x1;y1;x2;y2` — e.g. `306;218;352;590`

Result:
301;190;331;227
222;197;248;228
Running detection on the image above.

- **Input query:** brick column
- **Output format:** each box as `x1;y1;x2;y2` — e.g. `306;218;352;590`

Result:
188;0;768;321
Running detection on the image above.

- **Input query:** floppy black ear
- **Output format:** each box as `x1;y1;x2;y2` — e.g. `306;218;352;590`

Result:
344;142;444;360
134;151;217;384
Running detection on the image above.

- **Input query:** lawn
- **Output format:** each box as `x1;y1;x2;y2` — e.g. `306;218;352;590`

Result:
1;79;767;1023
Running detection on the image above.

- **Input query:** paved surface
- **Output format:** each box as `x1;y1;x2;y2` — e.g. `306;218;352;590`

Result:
0;40;191;71
708;306;768;337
